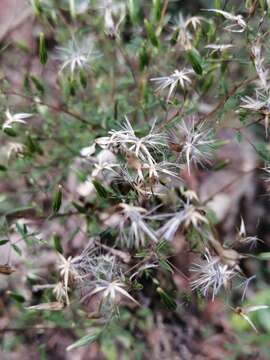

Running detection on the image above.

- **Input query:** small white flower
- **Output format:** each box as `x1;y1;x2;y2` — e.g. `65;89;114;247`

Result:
80;143;96;157
33;282;68;304
155;202;208;241
56;38;100;75
185;15;206;31
114;166;163;197
171;119;216;174
6;142;25;159
78;254;139;312
240;94;267;111
58;253;81;305
104;4;125;37
205;44;235;54
204;9;246;33
181;188;199;202
238;217;262;249
53;282;68;303
240;90;270;136
190;249;237;300
85;279;139;306
92;0;126;37
116;203;158;248
142;161;182;183
251;42;269;90
96;117;168;164
151;68;194;101
171;13;206;49
3;109;32;130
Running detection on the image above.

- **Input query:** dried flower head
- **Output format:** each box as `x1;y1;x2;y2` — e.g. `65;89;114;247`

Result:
79;254;138;315
96;117;168;164
204;9;246;33
238;217;262;249
170;119;216;174
58;253;81;305
151;68;194;101
251;42;269;90
2;109;32;130
56;38;100;75
171;13;206;49
154;202;208;242
205;43;235;55
116;203;158;248
190;249;237;300
101;0;126;37
6;142;25;159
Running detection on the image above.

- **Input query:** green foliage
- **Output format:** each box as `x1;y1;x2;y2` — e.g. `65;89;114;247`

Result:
1;0;270;357
67;329;102;351
39;33;47;65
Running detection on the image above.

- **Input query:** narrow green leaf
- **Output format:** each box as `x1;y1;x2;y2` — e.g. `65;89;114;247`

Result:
92;180;109;198
213;159;230;171
31;0;42;15
53;234;63;253
156;240;170;254
151;0;162;23
144;19;159;47
30;75;45;94
6;206;34;217
0;165;7;172
257;252;270;260
8;291;25;303
254;143;270;162
79;70;87;88
159;259;174;273
67;330;101;351
170;28;179;45
39;33;47;65
186;48;203;75
139;42;149;71
3;128;17;137
0;239;9;246
52;185;62;213
26;134;43;155
12;244;22;256
157;287;177;311
128;0;140;24
72;201;87;214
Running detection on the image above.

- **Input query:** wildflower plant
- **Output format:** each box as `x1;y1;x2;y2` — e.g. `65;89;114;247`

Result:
1;0;270;357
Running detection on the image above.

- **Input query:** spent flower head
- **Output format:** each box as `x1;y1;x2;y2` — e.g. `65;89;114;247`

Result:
170;118;217;174
204;9;246;33
96;117;168;164
116;203;158;248
154;201;208;241
2;109;32;130
56;38;100;75
190;249;237;300
205;43;235;55
251;42;269;90
6;142;25;159
78;254;138;314
237;217;262;250
151;68;194;101
171;13;206;49
58;253;81;305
